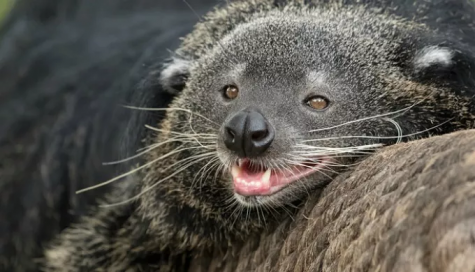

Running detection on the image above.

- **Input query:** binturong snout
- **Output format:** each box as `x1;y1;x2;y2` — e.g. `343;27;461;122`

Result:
223;107;275;158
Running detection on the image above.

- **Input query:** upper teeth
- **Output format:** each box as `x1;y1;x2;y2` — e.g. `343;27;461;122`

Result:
231;163;272;186
232;164;241;177
262;168;271;185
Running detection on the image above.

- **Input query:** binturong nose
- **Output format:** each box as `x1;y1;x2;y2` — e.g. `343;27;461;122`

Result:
223;107;275;158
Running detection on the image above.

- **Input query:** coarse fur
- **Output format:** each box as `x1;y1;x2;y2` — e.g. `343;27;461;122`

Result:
186;129;475;272
0;0;218;271
1;0;475;271
44;0;475;270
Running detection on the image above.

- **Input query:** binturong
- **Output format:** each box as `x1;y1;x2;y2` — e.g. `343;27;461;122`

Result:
44;0;475;270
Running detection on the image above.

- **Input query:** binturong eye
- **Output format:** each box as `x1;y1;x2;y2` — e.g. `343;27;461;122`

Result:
305;95;330;111
223;85;239;100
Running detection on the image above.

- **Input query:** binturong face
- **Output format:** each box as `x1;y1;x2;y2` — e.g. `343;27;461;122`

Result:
156;10;475;209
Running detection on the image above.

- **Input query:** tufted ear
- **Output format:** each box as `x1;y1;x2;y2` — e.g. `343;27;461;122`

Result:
411;45;475;91
414;46;454;70
159;57;193;95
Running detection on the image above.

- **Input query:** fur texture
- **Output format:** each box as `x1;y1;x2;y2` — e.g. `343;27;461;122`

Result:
44;0;475;271
0;0;218;271
188;129;475;272
2;0;475;271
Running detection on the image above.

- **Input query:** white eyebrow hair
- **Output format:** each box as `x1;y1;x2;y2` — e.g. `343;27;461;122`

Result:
228;63;247;78
307;71;328;85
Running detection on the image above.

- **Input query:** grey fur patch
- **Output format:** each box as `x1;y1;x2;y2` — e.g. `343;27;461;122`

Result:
306;71;328;86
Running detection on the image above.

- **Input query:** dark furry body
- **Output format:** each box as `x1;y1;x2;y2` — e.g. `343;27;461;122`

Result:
0;0;218;270
1;0;475;271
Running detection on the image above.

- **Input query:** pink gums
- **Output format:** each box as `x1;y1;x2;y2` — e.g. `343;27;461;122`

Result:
232;159;326;196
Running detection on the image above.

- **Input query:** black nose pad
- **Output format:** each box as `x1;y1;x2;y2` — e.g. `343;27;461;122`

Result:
223;108;275;158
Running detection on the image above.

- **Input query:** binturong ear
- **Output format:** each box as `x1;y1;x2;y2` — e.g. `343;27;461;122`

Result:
413;46;454;73
159;57;193;95
411;44;475;90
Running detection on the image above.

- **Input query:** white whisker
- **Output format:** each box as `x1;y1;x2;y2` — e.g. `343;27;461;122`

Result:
122;106;220;126
383;117;403;144
144;125;218;138
100;156;212;207
77;146;212;194
103;137;215;166
102;143;162;166
161;151;217;173
306;99;426;133
303;118;453;143
145;125;217;149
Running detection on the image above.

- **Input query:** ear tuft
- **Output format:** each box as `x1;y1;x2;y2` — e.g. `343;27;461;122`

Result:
410;43;475;94
414;46;454;70
159;57;192;95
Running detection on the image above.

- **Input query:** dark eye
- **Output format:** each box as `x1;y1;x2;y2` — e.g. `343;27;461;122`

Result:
223;85;239;100
305;95;330;110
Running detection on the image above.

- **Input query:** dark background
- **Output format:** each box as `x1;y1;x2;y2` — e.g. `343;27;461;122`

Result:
0;0;219;270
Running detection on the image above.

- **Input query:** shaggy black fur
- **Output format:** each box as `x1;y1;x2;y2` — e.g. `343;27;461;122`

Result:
0;0;219;271
2;0;475;271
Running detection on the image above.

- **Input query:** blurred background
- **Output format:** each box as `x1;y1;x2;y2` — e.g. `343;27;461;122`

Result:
0;0;13;24
0;0;220;271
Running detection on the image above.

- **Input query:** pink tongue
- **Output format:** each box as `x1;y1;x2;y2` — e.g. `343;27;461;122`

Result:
232;168;271;196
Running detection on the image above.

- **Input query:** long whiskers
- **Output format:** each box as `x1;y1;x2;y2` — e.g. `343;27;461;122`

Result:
302;118;453;143
189;156;222;194
103;135;216;166
122;106;220;127
103;142;163;166
383;117;403;144
144;125;218;138
77;145;214;194
291;143;383;156
306;99;426;134
100;154;215;207
144;125;217;148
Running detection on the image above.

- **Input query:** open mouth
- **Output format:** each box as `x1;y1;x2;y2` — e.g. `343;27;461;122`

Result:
231;158;327;196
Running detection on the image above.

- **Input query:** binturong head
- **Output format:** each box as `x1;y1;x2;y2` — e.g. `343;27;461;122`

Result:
150;3;475;211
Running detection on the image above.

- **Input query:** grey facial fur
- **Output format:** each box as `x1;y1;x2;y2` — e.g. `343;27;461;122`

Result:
159;6;473;207
43;1;475;270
